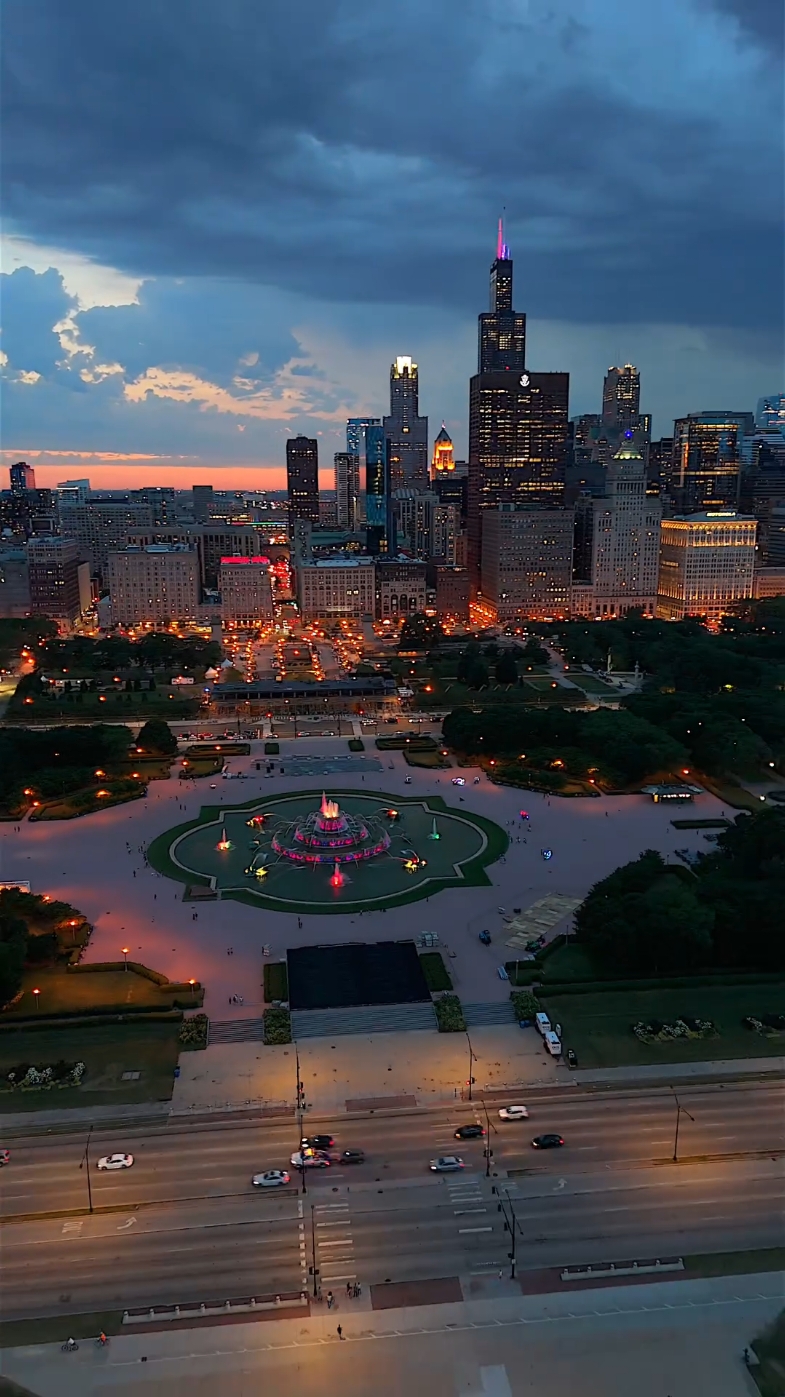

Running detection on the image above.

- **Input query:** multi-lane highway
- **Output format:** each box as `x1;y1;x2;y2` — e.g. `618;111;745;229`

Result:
1;1082;783;1320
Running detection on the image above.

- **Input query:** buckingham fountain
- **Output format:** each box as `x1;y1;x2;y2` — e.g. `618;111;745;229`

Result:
270;794;392;866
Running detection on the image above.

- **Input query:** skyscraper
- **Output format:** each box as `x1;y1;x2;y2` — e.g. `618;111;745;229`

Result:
9;462;36;494
431;425;455;479
478;221;526;372
286;436;320;528
365;424;395;556
467;226;569;592
601;365;641;431
670;412;754;513
383;357;428;490
572;433;662;618
334;452;360;530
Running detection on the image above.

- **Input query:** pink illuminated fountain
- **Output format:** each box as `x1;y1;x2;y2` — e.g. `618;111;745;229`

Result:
272;793;391;866
329;861;345;888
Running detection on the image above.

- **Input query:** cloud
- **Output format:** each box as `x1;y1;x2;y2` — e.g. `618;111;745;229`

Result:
123;360;349;421
1;0;781;333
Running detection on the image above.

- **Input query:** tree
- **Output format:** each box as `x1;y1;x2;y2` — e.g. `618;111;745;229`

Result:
399;614;444;649
0;914;28;1009
575;853;714;974
137;719;178;756
521;638;549;667
495;652;518;685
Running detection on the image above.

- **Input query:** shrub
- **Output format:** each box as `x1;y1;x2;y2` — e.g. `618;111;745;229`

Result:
263;1005;292;1044
264;742;280;755
434;993;465;1032
510;989;541;1021
419;951;452;992
348;738;364;752
179;1013;209;1049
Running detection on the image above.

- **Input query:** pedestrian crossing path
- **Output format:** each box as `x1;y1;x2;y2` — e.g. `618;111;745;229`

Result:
313;1199;356;1288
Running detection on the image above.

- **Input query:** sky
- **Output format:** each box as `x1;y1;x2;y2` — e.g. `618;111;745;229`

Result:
1;0;783;491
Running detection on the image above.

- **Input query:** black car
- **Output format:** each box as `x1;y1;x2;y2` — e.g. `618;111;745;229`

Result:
531;1134;564;1150
338;1149;365;1164
454;1124;485;1140
301;1135;335;1150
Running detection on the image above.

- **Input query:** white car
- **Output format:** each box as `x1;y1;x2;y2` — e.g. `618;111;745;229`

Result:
97;1153;134;1171
451;778;465;786
498;1106;529;1121
252;1169;290;1188
429;1155;464;1172
290;1151;330;1170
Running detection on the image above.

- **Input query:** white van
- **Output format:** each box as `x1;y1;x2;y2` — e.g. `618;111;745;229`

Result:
543;1030;562;1056
535;1012;551;1037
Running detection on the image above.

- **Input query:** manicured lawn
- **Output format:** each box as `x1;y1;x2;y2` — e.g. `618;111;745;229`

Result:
263;961;289;1003
540;983;785;1067
0;1021;181;1108
568;673;617;694
419;951;452;991
6;964;199;1018
404;749;450;767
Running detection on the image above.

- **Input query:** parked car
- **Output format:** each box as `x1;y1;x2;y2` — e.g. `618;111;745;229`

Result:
301;1135;335;1150
498;1106;529;1121
252;1169;290;1188
0;1149;10;1166
97;1153;134;1171
478;930;491;945
454;1125;485;1140
531;1134;564;1150
429;1156;464;1171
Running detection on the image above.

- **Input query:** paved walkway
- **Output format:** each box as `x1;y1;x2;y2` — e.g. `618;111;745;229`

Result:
2;1271;779;1396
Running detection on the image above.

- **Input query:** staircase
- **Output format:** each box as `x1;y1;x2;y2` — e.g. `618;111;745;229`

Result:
207;1017;265;1044
291;1002;437;1040
462;1001;515;1028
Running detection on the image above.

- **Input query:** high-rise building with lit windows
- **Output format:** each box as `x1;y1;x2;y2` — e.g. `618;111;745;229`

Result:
602;365;641;432
286;436;320;529
670;412;753;513
383;357;428;490
656;513;756;621
467;226;569;593
431;425;455;479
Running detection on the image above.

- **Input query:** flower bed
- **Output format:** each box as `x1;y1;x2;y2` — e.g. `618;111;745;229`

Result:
632;1016;718;1044
434;993;466;1033
5;1060;86;1091
178;1013;209;1049
742;1013;785;1037
263;1005;292;1044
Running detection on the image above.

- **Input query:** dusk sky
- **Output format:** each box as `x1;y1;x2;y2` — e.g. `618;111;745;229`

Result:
1;0;782;491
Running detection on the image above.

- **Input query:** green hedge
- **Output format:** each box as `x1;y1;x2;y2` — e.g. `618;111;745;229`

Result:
264;742;280;755
263;962;289;1003
179;1013;209;1049
510;989;540;1021
347;738;364;752
419;952;452;992
434;993;465;1032
263;1005;292;1044
505;963;541;985
541;971;785;997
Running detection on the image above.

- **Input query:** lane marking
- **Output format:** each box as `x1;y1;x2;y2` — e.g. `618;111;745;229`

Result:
459;1226;493;1234
454;1208;487;1216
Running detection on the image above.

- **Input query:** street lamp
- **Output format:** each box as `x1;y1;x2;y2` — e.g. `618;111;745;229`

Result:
310;1203;320;1299
493;1184;520;1279
32;988;40;1011
295;1043;307;1195
466;1030;476;1103
672;1091;695;1163
79;1125;94;1214
122;947;130;972
482;1097;494;1178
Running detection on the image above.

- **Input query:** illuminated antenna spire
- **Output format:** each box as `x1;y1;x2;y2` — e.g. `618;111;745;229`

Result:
496;213;510;261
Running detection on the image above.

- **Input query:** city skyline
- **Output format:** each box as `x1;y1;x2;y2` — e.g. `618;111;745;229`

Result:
1;1;781;489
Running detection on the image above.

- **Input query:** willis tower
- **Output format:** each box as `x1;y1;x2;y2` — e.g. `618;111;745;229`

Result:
467;221;569;591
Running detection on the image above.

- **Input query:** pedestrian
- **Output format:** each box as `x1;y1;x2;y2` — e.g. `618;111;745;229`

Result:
337;1324;344;1339
353;1282;361;1297
327;1290;334;1309
346;1282;352;1297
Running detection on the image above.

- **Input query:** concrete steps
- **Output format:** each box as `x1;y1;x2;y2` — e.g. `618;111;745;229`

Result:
208;1017;265;1044
291;1002;437;1039
462;1001;515;1028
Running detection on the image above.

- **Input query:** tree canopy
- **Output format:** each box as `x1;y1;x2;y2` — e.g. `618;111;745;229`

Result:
136;718;178;756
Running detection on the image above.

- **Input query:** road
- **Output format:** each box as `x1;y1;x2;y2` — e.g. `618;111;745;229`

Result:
0;1082;783;1319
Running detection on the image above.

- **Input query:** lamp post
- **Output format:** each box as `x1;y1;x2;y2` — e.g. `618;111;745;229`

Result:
672;1091;695;1163
466;1031;476;1103
311;1202;320;1299
79;1125;94;1214
188;978;197;1004
32;988;40;1011
492;1185;520;1279
482;1097;494;1178
122;947;130;972
295;1043;307;1195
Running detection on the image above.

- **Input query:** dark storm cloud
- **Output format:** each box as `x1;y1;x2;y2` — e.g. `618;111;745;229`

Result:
2;0;782;331
703;0;785;48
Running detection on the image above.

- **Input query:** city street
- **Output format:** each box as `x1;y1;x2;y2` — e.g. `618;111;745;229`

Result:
1;1084;783;1319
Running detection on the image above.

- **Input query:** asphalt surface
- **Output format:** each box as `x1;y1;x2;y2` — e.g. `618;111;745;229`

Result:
1;1082;783;1320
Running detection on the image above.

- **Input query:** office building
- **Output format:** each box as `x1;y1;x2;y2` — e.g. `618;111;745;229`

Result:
59;498;154;580
375;560;427;620
602;365;641;432
108;545;200;626
56;479;90;505
739;430;785;563
434;468;468;523
433;566;470;623
392;490;438;559
383;356;428;490
0;547;31;617
657;513;756;621
219;556;274;627
192;485;214;522
478;220;526;372
480;506;573;622
297;558;376;622
647;437;673;495
670;412;754;513
468;230;569;590
431;503;461;565
131;486;177;524
27;536;86;625
431;426;455;479
365;424;395;555
334;452;361;530
753;566;785;599
10;462;36;494
756;394;785;434
571;434;661;617
286;436;320;528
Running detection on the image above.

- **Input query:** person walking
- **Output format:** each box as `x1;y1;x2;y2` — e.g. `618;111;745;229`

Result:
326;1290;334;1309
336;1325;344;1339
